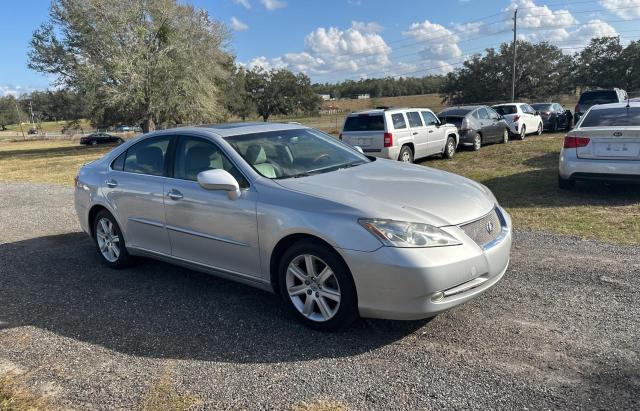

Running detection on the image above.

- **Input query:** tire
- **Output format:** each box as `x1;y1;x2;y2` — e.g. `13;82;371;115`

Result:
519;125;526;140
278;240;358;331
551;119;558;133
536;122;543;136
398;145;414;163
91;140;98;146
472;133;482;151
117;138;124;144
93;210;132;268
558;175;575;190
443;136;456;159
501;128;509;144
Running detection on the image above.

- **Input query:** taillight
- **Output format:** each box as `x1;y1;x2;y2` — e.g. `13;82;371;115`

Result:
513;115;520;122
574;104;580;114
563;136;590;148
383;132;393;147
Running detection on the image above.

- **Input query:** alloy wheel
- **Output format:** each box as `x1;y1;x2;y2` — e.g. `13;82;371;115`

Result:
537;123;543;135
447;139;455;156
96;217;121;263
401;150;412;163
473;135;481;150
503;129;509;143
520;126;526;140
285;254;341;322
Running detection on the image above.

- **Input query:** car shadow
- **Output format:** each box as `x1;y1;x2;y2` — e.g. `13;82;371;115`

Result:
0;233;426;363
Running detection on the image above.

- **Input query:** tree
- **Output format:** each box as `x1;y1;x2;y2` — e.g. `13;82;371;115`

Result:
247;68;321;121
225;66;255;120
29;0;232;132
573;37;625;91
0;96;23;130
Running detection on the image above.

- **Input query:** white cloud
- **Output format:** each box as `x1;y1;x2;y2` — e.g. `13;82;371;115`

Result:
0;85;34;97
233;0;251;9
600;0;640;19
403;20;463;74
243;21;391;79
230;17;249;31
260;0;286;10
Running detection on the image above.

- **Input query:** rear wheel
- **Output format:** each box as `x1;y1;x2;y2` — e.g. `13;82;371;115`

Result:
398;145;414;163
472;134;482;151
501;128;509;144
519;125;526;140
91;140;98;146
558;175;575;190
93;210;132;268
537;122;543;135
278;240;358;331
551;119;558;133
443;136;456;159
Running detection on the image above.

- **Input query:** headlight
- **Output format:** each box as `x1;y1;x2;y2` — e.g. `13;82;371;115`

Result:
359;219;462;248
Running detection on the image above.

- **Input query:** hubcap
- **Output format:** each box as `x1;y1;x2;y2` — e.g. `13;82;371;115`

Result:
286;254;341;322
475;136;481;149
402;151;411;163
96;217;120;263
448;140;455;155
504;130;508;142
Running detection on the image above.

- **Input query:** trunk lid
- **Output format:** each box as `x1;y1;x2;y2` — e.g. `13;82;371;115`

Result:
575;128;640;160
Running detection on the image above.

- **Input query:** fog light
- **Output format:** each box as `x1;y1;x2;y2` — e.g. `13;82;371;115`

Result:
431;291;444;302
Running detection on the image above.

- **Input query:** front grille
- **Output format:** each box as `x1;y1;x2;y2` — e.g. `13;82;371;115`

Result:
459;208;502;248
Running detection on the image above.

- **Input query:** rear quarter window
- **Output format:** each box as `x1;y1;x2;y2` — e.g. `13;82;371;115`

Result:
391;113;407;129
406;112;423;128
343;115;385;132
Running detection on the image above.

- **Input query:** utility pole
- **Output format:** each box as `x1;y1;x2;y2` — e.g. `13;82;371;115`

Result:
511;8;518;102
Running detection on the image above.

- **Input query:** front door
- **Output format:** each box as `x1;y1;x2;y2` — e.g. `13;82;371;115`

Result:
105;135;172;254
163;135;261;278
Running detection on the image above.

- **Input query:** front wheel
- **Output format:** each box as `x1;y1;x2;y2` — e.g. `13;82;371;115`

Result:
443;136;456;159
398;145;414;163
91;140;98;146
279;240;358;331
93;210;132;268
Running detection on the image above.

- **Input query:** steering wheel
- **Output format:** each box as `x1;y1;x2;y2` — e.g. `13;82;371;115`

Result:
312;153;331;164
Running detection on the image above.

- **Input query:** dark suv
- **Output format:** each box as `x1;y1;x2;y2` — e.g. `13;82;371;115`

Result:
574;88;627;126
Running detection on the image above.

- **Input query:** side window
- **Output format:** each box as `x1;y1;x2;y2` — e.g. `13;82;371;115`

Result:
391;113;407;129
478;108;490;120
173;136;248;188
421;111;440;126
526;105;536;114
487;108;500;119
406;112;423;128
111;151;126;171
124;136;170;176
473;110;481;120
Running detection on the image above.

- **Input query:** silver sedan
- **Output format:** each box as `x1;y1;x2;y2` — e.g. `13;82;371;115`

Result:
75;123;512;330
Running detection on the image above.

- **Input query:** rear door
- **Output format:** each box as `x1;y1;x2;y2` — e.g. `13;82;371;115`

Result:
406;111;429;157
341;114;386;152
477;108;495;139
575;107;640;160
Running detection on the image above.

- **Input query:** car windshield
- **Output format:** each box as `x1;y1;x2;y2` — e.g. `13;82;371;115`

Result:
531;104;552;111
579;90;618;105
225;128;370;179
580;107;640;127
343;114;384;131
493;105;517;115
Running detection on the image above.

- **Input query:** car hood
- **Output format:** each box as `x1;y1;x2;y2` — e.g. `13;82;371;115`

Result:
274;159;496;227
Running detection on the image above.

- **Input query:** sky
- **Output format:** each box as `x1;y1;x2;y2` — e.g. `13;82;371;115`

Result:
1;0;640;96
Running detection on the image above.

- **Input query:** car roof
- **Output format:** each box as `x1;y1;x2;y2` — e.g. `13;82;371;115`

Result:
168;122;311;138
588;102;640;110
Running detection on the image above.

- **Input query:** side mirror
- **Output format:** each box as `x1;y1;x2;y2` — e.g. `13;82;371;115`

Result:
353;145;364;154
197;169;241;200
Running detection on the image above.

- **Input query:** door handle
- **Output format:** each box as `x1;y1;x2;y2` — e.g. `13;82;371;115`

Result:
412;132;418;135
105;179;118;188
167;189;183;200
428;130;434;133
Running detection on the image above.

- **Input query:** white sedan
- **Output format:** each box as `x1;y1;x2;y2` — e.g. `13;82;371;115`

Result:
492;103;544;139
559;102;640;189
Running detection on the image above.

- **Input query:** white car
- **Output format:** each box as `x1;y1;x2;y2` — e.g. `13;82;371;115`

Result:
340;107;460;163
492;103;544;140
559;102;640;189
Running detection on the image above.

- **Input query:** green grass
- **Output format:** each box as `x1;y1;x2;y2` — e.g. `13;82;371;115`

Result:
2;120;92;134
0;373;49;411
0;132;638;244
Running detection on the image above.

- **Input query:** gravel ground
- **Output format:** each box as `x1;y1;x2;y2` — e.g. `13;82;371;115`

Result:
0;181;638;410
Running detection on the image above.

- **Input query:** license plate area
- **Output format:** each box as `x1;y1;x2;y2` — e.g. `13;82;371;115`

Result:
594;142;640;158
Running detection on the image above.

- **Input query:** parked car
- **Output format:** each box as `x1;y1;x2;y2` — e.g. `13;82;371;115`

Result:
492;103;543;139
574;88;628;126
114;125;131;132
75;123;512;330
530;102;573;132
437;106;510;150
340;107;459;163
27;127;38;135
80;132;124;146
559;102;640;189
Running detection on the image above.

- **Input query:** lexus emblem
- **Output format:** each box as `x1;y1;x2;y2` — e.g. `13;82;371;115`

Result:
613;132;623;137
486;221;494;234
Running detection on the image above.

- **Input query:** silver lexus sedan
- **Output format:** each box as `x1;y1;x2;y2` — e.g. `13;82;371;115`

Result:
75;123;512;330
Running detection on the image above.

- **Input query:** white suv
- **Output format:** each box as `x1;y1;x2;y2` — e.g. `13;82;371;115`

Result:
492;103;544;140
340;108;459;163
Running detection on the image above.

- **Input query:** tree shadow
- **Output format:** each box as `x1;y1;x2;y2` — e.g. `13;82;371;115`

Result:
0;145;111;160
0;233;426;364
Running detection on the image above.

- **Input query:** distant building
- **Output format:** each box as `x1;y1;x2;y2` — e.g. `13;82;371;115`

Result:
318;94;331;101
356;94;370;100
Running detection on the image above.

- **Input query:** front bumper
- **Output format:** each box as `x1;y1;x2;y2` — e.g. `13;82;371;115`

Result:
559;148;640;180
340;209;512;320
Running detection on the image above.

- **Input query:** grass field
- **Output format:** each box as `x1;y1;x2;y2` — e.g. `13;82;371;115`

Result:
0;132;638;244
